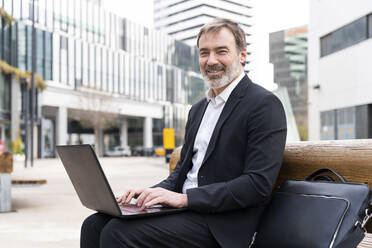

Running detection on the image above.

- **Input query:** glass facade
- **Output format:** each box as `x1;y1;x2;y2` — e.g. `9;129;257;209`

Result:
3;0;202;103
0;16;12;122
320;14;371;57
0;74;11;113
369;14;372;38
1;0;205;149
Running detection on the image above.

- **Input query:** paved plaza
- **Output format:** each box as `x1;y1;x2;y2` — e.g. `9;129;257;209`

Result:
0;156;169;248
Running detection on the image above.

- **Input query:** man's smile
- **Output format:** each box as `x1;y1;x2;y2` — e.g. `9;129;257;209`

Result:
207;69;223;77
205;64;226;78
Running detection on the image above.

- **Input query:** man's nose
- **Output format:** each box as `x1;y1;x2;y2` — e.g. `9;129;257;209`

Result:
207;52;218;65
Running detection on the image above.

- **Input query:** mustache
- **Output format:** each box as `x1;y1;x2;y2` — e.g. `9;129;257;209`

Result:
204;63;226;72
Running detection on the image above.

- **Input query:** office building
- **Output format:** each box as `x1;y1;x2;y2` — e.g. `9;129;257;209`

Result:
0;0;204;158
270;26;308;140
308;0;372;140
153;0;254;72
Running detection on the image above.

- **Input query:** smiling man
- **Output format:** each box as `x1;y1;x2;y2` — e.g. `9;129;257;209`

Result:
80;18;287;248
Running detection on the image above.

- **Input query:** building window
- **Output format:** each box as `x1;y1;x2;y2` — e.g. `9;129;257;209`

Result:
60;0;68;32
38;0;46;26
75;40;82;87
2;24;12;64
95;46;102;90
320;16;368;57
101;48;107;90
89;44;95;88
44;31;53;80
119;53;124;94
368;14;372;38
107;50;113;92
337;107;355;139
60;36;68;50
166;68;174;103
152;118;163;147
36;29;44;78
0;74;11;112
320;110;336;140
68;37;75;85
81;0;87;40
124;54;130;95
74;0;82;38
60;36;68;84
26;26;32;70
46;0;53;29
82;42;89;87
113;52;119;93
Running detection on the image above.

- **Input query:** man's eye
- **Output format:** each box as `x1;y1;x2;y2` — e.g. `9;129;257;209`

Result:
200;52;209;57
218;50;228;54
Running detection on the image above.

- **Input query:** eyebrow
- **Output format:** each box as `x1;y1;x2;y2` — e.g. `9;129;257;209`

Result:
215;46;229;50
199;46;230;52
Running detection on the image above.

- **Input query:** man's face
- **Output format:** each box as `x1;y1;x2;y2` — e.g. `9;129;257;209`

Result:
198;27;246;89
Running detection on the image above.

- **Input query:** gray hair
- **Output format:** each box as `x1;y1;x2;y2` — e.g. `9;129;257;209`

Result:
196;18;247;52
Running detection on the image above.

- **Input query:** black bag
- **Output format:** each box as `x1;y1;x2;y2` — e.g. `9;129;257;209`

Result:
253;168;372;248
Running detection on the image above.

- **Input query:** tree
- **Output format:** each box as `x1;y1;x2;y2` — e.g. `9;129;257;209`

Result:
69;91;120;156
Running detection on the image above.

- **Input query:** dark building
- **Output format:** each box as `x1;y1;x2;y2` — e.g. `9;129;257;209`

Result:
269;26;308;140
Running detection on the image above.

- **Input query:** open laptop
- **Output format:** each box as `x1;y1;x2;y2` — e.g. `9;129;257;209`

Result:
56;144;186;218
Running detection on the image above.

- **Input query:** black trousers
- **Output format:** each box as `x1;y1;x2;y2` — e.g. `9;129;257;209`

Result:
80;211;220;248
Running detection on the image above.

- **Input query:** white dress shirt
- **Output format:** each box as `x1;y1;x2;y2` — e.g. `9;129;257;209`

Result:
182;72;245;193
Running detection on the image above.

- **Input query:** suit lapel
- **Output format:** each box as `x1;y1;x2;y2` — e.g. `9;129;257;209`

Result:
175;99;209;191
201;76;249;166
188;99;209;149
184;99;209;167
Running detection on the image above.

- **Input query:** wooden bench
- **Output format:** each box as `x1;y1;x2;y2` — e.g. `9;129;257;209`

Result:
169;139;372;247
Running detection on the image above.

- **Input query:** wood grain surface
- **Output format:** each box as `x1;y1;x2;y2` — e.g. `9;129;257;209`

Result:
278;139;372;187
169;139;372;233
0;152;13;173
169;147;181;174
359;233;372;248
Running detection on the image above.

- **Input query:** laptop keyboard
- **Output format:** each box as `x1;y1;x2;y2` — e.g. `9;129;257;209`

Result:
119;204;164;215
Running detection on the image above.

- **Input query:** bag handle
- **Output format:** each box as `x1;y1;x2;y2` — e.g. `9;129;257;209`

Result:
312;175;335;182
305;168;347;183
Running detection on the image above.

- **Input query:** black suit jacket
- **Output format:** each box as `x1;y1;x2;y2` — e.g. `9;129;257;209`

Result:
154;75;287;247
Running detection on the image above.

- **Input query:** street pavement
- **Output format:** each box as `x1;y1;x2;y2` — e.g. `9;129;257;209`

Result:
0;156;169;248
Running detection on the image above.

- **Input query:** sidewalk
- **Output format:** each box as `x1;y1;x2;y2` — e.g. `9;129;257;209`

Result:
0;157;169;248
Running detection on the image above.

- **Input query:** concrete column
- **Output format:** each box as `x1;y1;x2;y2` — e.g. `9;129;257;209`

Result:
144;116;153;148
56;106;68;145
0;124;5;141
120;118;128;147
10;77;20;143
33;124;38;158
0;173;11;212
94;127;104;157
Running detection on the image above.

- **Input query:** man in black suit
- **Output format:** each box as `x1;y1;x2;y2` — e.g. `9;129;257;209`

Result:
81;18;287;248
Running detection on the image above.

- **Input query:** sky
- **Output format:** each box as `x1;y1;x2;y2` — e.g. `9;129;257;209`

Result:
251;0;309;90
102;0;155;28
103;0;310;90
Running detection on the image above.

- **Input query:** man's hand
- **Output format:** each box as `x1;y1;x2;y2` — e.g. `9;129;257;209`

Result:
117;188;145;205
136;187;188;209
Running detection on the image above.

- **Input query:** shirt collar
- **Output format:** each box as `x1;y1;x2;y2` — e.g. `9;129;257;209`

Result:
206;72;245;106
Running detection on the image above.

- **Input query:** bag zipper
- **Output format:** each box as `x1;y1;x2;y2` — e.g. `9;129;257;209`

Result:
280;192;350;248
299;194;350;248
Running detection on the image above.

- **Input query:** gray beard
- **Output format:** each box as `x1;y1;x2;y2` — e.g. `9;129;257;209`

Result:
203;58;241;89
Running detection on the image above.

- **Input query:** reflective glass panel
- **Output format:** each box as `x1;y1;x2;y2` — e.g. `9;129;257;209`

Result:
368;14;372;38
75;40;82;86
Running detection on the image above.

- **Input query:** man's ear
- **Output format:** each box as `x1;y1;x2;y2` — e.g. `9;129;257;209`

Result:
239;48;247;64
